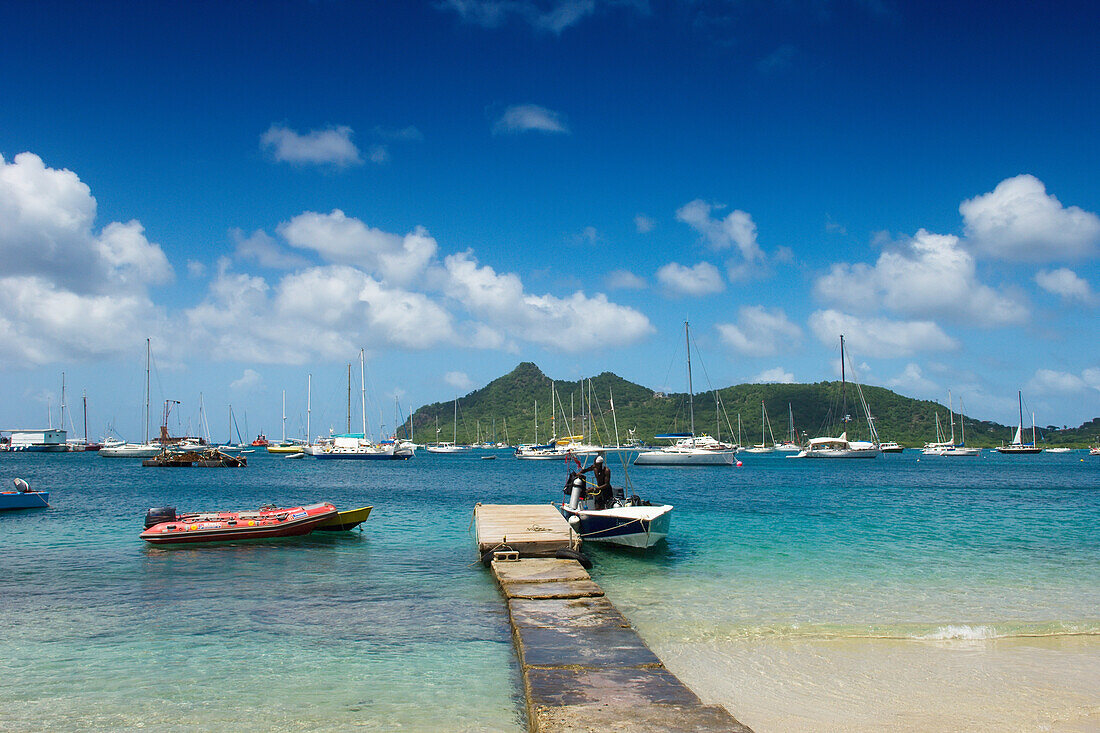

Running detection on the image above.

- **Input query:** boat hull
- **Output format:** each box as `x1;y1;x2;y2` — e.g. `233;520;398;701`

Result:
99;444;162;458
794;448;881;458
633;449;735;466
140;503;337;544
314;506;372;531
561;504;673;548
0;491;49;510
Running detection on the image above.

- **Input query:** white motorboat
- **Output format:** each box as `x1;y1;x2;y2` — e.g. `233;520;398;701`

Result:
99;443;163;458
559;467;672;548
425;442;473;454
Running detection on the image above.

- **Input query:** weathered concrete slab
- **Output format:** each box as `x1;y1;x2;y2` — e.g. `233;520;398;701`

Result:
476;503;753;733
475;504;575;556
533;702;754;733
493;558;591;584
516;626;662;669
526;666;703;707
508;596;628;629
502;579;605;600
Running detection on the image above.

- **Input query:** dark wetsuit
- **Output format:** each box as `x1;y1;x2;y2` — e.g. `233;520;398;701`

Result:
580;462;612;509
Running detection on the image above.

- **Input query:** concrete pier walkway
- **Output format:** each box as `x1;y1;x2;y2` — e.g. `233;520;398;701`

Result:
489;557;753;732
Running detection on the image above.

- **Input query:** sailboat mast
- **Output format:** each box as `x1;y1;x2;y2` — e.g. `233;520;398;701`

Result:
281;389;286;443
60;372;66;435
83;389;88;444
686;321;695;443
144;338;151;444
453;397;458;444
360;349;367;439
840;334;847;431
948;390;955;444
306;374;312;445
346;363;352;434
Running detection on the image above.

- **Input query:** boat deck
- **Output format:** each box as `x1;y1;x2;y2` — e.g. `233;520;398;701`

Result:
473;503;576;557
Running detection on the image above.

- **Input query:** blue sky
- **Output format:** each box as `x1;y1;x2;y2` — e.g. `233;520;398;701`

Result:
1;0;1098;441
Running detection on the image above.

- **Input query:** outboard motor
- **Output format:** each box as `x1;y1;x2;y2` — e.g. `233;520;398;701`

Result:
145;506;177;528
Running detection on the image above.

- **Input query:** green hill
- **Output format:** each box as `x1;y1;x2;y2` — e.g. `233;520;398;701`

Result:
404;362;1098;449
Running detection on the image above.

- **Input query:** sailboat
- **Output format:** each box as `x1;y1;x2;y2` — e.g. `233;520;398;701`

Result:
922;392;979;456
100;339;162;458
742;401;776;453
793;335;880;459
634;322;737;466
425;397;472;454
315;350;406;460
995;392;1042;454
775;404;801;452
267;389;305;454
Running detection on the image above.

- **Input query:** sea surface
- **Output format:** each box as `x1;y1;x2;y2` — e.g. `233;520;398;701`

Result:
1;449;1097;731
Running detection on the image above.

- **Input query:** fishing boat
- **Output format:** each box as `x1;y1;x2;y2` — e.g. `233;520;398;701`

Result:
314;506;372;531
634;322;737;467
995;392;1043;454
792;335;880;459
879;441;904;453
559;462;672;548
140;502;338;544
0;479;49;510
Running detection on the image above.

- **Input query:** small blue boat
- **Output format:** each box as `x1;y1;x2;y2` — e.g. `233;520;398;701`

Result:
1;479;49;510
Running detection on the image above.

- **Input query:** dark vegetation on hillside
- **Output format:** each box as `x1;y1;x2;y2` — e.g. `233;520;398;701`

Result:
402;363;1099;448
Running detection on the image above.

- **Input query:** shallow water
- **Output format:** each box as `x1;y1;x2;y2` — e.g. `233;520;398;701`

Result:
1;449;1097;730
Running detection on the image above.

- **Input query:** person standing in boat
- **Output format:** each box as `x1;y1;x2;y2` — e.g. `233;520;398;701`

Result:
580;455;612;510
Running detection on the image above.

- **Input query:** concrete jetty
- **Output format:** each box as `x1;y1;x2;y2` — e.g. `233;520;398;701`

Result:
476;505;752;732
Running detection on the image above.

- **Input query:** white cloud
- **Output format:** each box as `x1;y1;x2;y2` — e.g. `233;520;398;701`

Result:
1035;268;1096;304
885;363;940;395
716;306;802;357
676;200;765;263
368;145;389;164
443;251;653;351
750;367;794;384
960;174;1100;261
0;153;172;365
493;104;570;135
758;44;796;73
634;214;655;233
277;210;438;286
260;124;362;167
186;260;206;278
809;309;958;358
444;371;474;391
1027;368;1100;395
0;276;166;366
185;264;458;364
230;368;262;391
233;228;310;269
656;261;724;296
814;229;1027;327
440;0;601;33
605;269;646;290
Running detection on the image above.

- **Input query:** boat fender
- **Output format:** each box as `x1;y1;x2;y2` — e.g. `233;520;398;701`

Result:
555;547;592;569
145;506;177;528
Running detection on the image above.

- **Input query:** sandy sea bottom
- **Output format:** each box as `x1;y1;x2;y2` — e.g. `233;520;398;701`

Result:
657;635;1100;732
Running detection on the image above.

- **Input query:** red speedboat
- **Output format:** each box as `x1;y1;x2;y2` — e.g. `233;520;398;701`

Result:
140;502;337;544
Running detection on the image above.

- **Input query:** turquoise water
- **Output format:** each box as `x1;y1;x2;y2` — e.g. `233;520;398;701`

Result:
1;450;1097;730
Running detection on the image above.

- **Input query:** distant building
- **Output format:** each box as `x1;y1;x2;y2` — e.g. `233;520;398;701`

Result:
6;429;67;452
653;391;667;399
